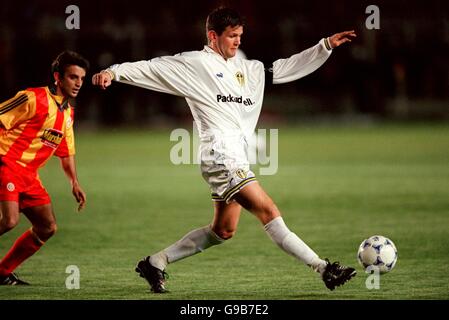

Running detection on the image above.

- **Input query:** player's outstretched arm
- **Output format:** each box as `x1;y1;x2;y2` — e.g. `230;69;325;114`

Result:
92;70;113;90
328;30;357;49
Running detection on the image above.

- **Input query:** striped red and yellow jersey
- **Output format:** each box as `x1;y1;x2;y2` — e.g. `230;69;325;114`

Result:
0;86;75;171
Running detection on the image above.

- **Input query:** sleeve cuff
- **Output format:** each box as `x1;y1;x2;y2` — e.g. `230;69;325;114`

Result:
323;37;333;51
103;69;116;81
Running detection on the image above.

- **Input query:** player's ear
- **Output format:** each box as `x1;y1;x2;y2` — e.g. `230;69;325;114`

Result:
53;71;61;84
207;30;217;43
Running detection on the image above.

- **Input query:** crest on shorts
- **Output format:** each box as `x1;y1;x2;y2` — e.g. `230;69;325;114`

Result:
235;71;244;86
6;182;15;192
236;169;247;179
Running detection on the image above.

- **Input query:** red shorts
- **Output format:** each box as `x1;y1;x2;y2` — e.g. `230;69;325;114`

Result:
0;161;51;210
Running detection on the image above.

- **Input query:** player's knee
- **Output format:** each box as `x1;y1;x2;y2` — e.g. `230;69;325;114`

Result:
48;223;58;237
0;216;19;232
36;223;57;241
215;229;236;240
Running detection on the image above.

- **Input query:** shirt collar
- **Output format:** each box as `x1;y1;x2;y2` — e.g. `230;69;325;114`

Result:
47;86;70;111
203;45;215;53
203;45;233;63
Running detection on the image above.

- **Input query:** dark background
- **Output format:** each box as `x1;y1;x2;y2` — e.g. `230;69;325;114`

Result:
1;0;448;127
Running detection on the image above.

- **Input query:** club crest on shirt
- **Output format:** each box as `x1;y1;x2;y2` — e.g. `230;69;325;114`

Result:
66;116;73;128
236;169;247;179
235;71;244;86
41;128;64;149
6;182;15;192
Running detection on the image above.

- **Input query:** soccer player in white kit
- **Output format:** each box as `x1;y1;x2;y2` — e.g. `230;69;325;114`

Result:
92;7;357;293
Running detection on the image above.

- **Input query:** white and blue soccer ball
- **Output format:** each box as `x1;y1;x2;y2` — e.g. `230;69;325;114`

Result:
357;235;398;274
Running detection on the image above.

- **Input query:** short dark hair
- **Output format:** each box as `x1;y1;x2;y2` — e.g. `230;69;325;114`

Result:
206;7;245;36
51;50;89;77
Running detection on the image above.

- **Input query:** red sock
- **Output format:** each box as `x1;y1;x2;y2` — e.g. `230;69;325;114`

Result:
0;229;44;276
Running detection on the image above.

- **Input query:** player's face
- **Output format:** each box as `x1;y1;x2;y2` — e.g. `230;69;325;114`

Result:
55;65;86;99
214;25;243;60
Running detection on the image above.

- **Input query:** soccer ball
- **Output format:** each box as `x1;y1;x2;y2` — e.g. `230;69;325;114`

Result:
357;235;398;274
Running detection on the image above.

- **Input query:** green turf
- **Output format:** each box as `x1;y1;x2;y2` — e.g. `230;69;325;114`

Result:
1;123;448;300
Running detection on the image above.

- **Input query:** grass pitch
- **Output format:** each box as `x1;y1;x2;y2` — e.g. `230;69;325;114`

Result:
1;123;448;300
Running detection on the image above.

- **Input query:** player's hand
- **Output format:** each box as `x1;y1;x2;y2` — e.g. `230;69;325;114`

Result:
328;30;357;48
72;182;87;212
92;71;113;90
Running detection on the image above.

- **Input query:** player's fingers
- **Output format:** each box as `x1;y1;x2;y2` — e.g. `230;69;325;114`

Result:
101;77;110;90
77;193;86;211
345;31;357;38
79;191;87;203
92;74;108;89
73;189;86;202
92;73;101;85
337;31;356;39
100;78;106;90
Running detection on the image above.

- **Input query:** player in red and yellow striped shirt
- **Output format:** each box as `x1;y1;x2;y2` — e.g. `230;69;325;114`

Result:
0;51;89;285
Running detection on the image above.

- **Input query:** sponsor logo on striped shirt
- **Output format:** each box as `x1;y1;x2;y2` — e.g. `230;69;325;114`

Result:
41;128;64;149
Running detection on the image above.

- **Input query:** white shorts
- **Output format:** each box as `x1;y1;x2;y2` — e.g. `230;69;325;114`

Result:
199;135;256;203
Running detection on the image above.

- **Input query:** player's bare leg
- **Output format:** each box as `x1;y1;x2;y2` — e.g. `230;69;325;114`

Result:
0;201;20;236
211;200;242;239
22;204;57;242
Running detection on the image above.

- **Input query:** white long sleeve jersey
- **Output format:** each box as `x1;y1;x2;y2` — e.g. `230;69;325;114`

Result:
108;39;332;140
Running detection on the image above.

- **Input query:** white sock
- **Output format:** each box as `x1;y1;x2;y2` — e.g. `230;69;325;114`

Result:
264;216;327;274
149;225;225;270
